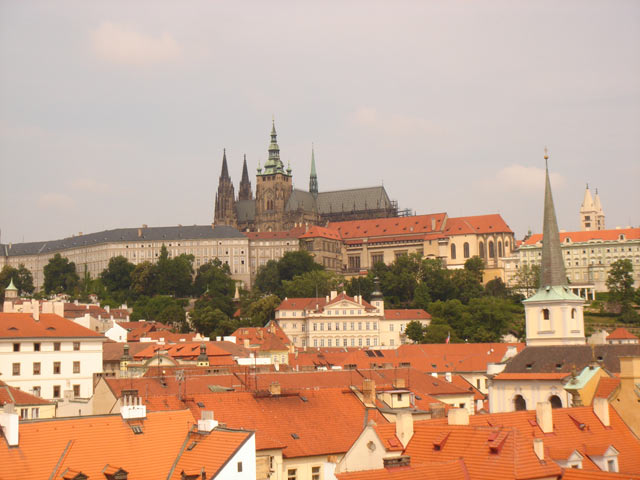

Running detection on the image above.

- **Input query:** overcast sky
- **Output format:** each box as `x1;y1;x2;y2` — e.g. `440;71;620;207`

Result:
1;0;638;244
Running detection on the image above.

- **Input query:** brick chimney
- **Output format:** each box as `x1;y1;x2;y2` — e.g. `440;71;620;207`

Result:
269;382;281;396
593;397;610;427
536;401;553;433
362;379;376;405
393;377;406;389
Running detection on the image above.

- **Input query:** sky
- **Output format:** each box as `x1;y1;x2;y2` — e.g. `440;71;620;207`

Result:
1;0;639;244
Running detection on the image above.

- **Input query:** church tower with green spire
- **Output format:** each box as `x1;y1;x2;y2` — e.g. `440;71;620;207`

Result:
255;119;293;232
523;150;585;346
309;145;318;197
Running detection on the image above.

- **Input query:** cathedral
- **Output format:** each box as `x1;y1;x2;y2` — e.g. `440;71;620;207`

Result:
213;121;398;232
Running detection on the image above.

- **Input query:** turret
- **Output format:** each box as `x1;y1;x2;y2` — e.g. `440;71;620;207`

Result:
197;343;209;367
309;145;318;196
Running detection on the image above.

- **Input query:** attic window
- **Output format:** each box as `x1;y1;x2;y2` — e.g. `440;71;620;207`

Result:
556;363;563;370
197;402;205;408
131;425;143;434
8;326;17;330
291;433;300;439
47;326;56;331
526;363;533;370
597;356;604;362
186;441;197;451
300;396;308;402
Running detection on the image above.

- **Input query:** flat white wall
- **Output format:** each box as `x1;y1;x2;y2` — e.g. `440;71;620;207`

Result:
215;433;256;480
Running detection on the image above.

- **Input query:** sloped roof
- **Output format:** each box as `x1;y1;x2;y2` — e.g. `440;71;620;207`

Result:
0;380;53;407
0;313;105;339
607;327;638;340
502;345;640;374
299;225;342;240
276;297;329;311
444;214;513;235
0;409;251;480
102;341;151;362
384;309;431;321
185;388;388;457
232;324;291;351
0;225;245;257
328;213;447;240
244;226;306;240
360;368;472;397
493;372;570;381
594;377;621;399
133;342;238;365
337;459;469;480
317;186;393;214
521;227;640;246
236;199;256;221
286;189;317;212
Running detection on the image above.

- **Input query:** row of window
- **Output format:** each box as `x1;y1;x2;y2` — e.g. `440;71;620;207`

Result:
313;321;378;332
312;337;379;347
27;384;80;398
281;309;365;318
12;361;81;376
288;466;321;480
13;341;80;352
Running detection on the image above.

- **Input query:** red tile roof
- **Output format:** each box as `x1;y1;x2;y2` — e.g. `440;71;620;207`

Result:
299;225;342;240
276;297;328;312
492;372;570;381
0;313;105;339
384;309;431;321
594;377;620;399
606;327;638;340
0;380;53;407
232;323;291;351
133;342;238;365
328;213;448;240
522;228;640;246
0;409;251;480
444;214;513;235
244;226;307;240
337;459;470;480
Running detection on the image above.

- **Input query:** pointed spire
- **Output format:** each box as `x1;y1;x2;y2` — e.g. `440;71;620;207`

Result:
241;154;250;183
540;149;567;287
239;154;253;201
309;144;318;196
581;182;594;210
6;277;17;291
220;148;230;179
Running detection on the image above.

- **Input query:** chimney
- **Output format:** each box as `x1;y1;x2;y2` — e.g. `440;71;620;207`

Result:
330;290;338;300
431;217;436;231
198;410;218;432
120;396;146;419
362;379;376;405
447;407;469;426
504;345;518;360
325;295;330;303
533;438;544;460
137;228;142;238
445;372;452;383
536;401;553;433
0;404;19;447
32;300;40;321
593;397;610;427
243;338;250;348
105;305;110;313
393;377;406;389
269;382;281;396
42;301;53;314
430;402;445;419
395;411;414;448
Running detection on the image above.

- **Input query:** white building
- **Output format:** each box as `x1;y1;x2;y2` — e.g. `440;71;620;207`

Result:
0;306;105;400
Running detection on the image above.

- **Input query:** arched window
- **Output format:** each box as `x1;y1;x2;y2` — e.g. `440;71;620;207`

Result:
451;243;457;260
549;395;562;409
489;241;495;258
498;241;503;258
543;308;550;320
514;395;527;411
463;242;470;258
479;242;485;258
571;308;576;319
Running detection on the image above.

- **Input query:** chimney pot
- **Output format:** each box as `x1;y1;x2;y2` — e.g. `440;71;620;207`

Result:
447;407;469;425
536;401;553;433
269;382;281;396
395;411;414;448
593;397;610;427
533;438;544;460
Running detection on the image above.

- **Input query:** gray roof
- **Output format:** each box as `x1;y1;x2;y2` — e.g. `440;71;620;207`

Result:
286;189;317;212
236;199;256;222
316;186;392;214
1;225;246;257
502;344;640;374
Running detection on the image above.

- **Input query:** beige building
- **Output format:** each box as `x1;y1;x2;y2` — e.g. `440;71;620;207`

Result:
0;224;252;291
245;228;304;276
580;184;605;231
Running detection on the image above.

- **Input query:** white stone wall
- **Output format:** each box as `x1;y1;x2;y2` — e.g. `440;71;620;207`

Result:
215;432;256;480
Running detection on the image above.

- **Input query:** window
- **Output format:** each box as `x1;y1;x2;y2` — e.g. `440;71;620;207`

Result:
73;361;81;374
13;343;20;352
20;408;28;419
542;309;550;320
73;385;81;397
489;241;495;258
12;363;20;376
33;362;41;375
479;241;485;258
607;459;616;472
348;255;361;270
514;394;526;411
288;469;297;480
312;466;321;480
73;342;80;351
451;243;456;260
463;242;470;258
53;385;61;398
32;386;41;397
34;342;40;352
371;253;384;265
31;408;39;419
54;362;61;374
54;342;61;351
390;324;394;331
343;338;348;347
237;462;243;472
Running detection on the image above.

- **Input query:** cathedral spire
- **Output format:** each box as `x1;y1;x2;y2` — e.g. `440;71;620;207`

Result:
309;144;318;196
540;149;567;287
220;148;230;179
239;154;253;201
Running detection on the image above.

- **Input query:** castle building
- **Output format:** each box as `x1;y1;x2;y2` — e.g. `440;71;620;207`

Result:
580;184;605;231
213;121;398;232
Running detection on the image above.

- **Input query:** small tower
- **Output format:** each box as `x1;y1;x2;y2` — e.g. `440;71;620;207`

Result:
213;149;237;227
120;343;132;375
580;184;605;231
524;150;585;346
309;145;318;197
4;278;18;300
197;343;209;367
238;154;253;201
370;277;384;314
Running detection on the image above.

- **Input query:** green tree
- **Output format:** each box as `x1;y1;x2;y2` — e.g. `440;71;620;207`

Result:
277;250;322;282
420;258;456;302
0;264;34;299
254;260;281;295
513;264;540;297
606;259;635;306
450;269;484;303
43;254;80;294
193;259;234;297
131;295;187;328
422;317;457;343
464;256;485;282
412;282;431;310
243;294;282;326
485;277;509;298
100;256;135;298
153;245;194;296
345;276;374;302
405;320;425;343
131;261;156;296
282;270;344;298
190;306;237;337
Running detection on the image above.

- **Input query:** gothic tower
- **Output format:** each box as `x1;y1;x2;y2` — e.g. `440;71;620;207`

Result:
524;150;585;346
580;184;605;231
255;120;293;232
309;145;318;197
213;149;237;227
238;154;253;201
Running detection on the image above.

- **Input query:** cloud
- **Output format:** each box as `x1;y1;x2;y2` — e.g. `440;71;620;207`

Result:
38;193;75;210
348;107;445;137
491;164;565;193
92;22;180;65
70;178;109;193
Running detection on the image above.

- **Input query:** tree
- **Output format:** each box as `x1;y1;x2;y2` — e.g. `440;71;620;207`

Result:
130;295;187;328
190;306;236;337
193;259;234;297
277;250;322;282
606;259;635;306
254;260;281;295
242;294;282;327
153;245;194;297
43;254;80;294
450;269;484;304
485;277;508;298
345;276;374;302
422;317;457;343
282;270;344;298
0;264;34;299
464;256;485;282
405;320;425;343
513;264;540;298
412;282;431;310
131;262;156;296
100;256;135;298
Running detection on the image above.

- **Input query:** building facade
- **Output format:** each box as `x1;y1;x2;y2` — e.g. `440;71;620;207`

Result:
580;184;605;231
